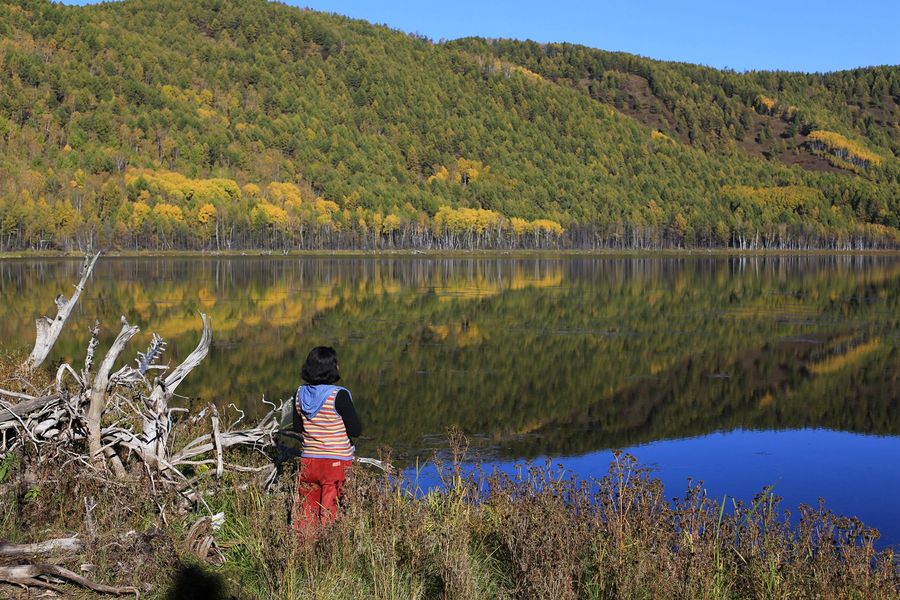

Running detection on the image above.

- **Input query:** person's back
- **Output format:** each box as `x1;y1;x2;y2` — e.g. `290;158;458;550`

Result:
298;385;355;460
292;346;361;532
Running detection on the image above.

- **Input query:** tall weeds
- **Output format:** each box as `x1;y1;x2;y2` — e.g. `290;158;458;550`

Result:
0;442;896;599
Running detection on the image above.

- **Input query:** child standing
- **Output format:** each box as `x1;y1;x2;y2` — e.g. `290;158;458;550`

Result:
292;346;362;531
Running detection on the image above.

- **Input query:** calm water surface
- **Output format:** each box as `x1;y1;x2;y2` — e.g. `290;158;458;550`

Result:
1;256;898;543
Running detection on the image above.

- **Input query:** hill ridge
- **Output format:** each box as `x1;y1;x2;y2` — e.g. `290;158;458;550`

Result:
0;0;897;250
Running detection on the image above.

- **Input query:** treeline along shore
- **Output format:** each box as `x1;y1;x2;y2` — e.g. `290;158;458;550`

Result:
1;161;898;252
0;168;896;251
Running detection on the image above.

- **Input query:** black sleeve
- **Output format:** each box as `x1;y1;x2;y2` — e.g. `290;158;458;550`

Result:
291;392;304;434
335;389;362;438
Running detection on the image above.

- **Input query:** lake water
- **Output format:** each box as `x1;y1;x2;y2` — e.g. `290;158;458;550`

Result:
1;255;898;545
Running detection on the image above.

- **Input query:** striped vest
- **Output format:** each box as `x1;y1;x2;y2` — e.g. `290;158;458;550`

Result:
297;387;354;460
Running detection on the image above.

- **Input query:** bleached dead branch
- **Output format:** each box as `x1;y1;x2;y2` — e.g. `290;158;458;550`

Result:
22;252;100;372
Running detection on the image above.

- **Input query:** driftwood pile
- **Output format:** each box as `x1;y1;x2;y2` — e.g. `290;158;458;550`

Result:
0;253;292;596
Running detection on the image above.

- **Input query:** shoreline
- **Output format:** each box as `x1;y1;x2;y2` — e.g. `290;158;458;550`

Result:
2;247;900;260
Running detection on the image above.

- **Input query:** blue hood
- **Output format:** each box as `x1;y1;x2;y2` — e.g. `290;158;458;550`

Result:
297;384;348;420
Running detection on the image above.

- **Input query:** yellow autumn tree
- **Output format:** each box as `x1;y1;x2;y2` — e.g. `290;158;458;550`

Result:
755;95;777;115
671;213;690;244
197;203;217;225
250;202;288;230
153;203;184;223
807;130;882;170
382;213;402;235
531;219;564;236
151;203;185;247
267;181;303;206
454;158;484;185
510;217;532;236
313;198;339;228
242;183;262;199
131;201;151;229
427;165;450;184
197;202;217;245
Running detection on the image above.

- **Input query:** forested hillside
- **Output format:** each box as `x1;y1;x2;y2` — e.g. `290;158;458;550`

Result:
448;39;900;163
0;0;898;250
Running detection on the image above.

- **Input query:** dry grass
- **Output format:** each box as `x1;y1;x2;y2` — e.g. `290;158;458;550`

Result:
0;347;52;395
1;444;896;599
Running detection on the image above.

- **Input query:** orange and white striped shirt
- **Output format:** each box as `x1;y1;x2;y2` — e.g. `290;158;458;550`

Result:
298;387;355;460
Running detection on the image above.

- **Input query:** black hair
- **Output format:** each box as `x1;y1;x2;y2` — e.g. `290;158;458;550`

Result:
301;346;341;384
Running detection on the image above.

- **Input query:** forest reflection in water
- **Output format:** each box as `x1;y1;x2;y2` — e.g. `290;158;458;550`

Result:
0;254;898;462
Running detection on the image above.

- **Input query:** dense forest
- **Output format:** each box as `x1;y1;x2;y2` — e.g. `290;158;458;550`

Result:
0;0;898;250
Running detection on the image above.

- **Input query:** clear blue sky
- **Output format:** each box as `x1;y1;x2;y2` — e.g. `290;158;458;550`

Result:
58;1;899;73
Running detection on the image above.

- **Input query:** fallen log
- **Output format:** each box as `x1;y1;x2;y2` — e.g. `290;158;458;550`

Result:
0;563;139;596
0;395;59;424
0;537;83;557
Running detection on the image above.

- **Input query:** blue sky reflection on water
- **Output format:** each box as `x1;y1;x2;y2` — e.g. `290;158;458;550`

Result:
407;429;900;548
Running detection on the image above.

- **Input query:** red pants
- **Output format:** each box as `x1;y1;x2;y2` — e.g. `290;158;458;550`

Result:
294;457;352;531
